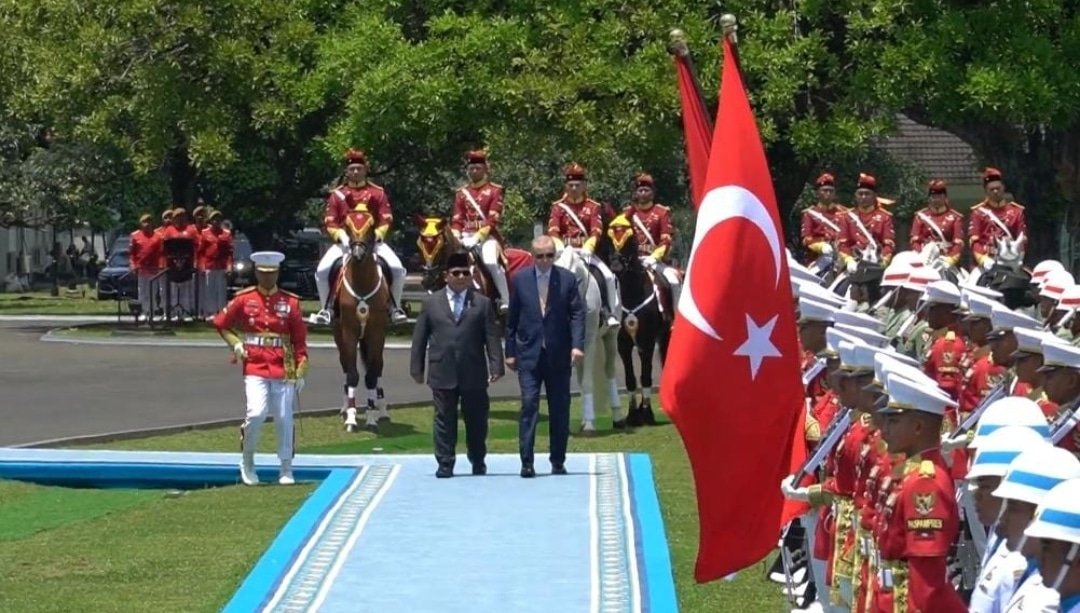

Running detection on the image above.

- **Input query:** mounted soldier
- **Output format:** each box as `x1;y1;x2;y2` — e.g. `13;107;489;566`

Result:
311;148;408;325
548;162;620;328
622;172;681;312
969;167;1027;273
839;172;895;272
450;149;510;315
799;172;848;275
909;179;965;276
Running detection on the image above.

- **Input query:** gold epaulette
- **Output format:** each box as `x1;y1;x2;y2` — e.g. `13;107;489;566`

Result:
1011;201;1025;209
366;181;384;191
876;206;893;216
278;289;300;299
919;460;935;478
971;201;986;210
654;203;670;212
235;286;258;296
488;182;504;190
945;330;956;341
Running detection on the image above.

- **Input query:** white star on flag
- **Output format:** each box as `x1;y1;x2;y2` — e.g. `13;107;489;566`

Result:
733;314;782;380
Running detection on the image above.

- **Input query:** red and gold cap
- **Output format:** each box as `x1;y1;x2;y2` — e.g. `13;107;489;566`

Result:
564;163;587;181
465;149;488;164
815;173;835;188
857;173;877;191
928;179;948;195
983;167;1003;185
633;172;654;188
343;148;367;166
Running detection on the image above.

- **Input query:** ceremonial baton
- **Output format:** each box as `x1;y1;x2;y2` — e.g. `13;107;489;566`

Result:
949;380;1007;438
792;407;853;484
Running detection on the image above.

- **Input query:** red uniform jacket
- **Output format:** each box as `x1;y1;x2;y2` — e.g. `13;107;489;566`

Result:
908;207;965;260
840;206;895;262
924;329;967;402
622;203;674;259
451;181;504;239
800;204;848;256
154;225;170;268
163;224;200;270
199;227;233;271
968;200;1026;264
959;349;1005;419
872;451;966;613
323;183;393;242
129;229;162;273
212;287;309;380
548;196;602;249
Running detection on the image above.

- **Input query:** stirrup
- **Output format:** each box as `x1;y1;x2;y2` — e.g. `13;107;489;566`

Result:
309;309;332;325
390;308;408;323
497;300;508;314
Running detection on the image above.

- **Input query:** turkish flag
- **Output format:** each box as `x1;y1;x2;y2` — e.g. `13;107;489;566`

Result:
660;38;804;583
673;53;712;205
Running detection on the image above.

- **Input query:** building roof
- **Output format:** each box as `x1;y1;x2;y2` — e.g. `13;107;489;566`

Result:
877;114;981;185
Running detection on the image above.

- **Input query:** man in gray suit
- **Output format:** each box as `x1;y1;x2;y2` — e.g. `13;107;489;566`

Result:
411;252;505;478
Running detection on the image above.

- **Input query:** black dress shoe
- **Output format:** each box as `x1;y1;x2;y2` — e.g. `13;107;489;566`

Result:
471;463;487;476
551;463;568;475
436;465;453;478
520;464;536;478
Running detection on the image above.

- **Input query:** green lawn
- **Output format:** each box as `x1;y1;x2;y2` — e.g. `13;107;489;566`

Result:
0;290;122;315
49;320;414;341
3;399;785;612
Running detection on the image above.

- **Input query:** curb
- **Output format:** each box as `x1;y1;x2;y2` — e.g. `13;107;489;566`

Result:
38;329;413;350
0;315;121;322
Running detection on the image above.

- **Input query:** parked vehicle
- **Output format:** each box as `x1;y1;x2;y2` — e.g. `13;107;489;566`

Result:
96;236;138;300
225;234;254;298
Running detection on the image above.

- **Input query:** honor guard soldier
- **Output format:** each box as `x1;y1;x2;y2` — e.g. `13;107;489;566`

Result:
1054;284;1080;345
451;149;510;314
1012;328;1061;419
894;267;942;359
623;172;682;313
909;179;965;271
985;303;1043;396
1037;339;1080;458
313;148;408;325
921;280;967;401
1024;478;1080;612
871;372;967;612
840;173;896;272
969;167;1028;271
993;446;1080;611
213;251;309;486
129;213;163;318
967;427;1053;612
800;172;848;271
547;162;621;327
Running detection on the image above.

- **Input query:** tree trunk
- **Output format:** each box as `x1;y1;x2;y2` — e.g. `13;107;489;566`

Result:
167;145;198;208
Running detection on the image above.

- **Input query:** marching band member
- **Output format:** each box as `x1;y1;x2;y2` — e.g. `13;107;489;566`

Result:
213;251;309;486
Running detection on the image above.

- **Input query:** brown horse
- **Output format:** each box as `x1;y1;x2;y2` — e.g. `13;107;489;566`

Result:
332;210;392;433
414;215;496;300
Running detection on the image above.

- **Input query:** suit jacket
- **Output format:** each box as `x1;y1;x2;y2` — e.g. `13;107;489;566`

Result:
505;265;585;373
410;288;504;390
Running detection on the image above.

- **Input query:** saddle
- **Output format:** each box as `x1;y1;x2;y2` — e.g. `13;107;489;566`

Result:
463;243;509;300
328;254;393;315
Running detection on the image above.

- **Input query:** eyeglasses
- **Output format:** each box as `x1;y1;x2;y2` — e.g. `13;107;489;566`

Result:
447;269;470;277
534;252;555;260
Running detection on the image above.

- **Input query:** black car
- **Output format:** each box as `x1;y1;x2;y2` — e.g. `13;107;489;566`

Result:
275;230;322;300
226;234;254;298
96;236;138;300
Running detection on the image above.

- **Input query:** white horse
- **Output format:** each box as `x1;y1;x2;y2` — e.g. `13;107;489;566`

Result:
965;233;1025;286
555;247;623;433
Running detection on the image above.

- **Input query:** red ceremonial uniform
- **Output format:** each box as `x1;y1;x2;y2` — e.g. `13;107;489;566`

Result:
129;229;162;273
323;183;393;242
958;348;1006;419
923;329;967;403
871;451;966;613
451;181;504;239
548;196;602;249
1055;401;1080;457
164;224;200;269
154;225;170;268
800;204;848;260
908;206;965;260
212;286;309;380
622;203;674;260
840;206;896;263
199;226;233;271
853;434;896;613
1028;387;1059;420
968;200;1027;265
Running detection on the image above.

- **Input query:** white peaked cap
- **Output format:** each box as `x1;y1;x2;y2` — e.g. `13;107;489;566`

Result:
250;251;286;271
1054;284;1080;312
966;426;1051;479
881;373;956;415
1038;339;1080;371
1040;269;1074;300
833;323;890;348
798;282;847;308
825;327;862;356
970;397;1052;449
832;310;886;333
798;298;836;323
993;446;1080;504
1032;260;1066;285
988;302;1041;335
1012;328;1056;356
924;280;962;306
963;294;999;320
1024;478;1080;545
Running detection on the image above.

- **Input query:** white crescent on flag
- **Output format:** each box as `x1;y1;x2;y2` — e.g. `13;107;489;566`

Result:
677;185;784;341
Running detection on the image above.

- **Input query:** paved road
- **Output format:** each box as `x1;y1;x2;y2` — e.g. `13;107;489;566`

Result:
0;321;521;447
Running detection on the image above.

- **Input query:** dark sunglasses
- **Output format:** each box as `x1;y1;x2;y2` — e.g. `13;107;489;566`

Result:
534;252;555;260
447;269;470;277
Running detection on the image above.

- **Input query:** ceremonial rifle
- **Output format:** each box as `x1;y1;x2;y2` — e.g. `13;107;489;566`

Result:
801;357;826;387
1050;403;1079;444
948;377;1009;438
791;407;853;485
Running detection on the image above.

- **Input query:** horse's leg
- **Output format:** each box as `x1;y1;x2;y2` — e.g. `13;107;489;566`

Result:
603;330;623;423
357;338;378;432
371;333;389;422
338;327;362;433
618;329;640;426
580;315;598;434
636;319;659;426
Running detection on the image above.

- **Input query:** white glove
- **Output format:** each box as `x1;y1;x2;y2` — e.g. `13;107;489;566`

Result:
338;233;350;250
232;343;247;360
642;256;657;268
461;235;477;248
941;432;969;452
846;259;858;274
820;244;834;256
294;378;305;394
981;257;994;272
780;475;810;502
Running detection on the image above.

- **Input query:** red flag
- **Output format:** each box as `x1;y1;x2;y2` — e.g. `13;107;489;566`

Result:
659;38;804;583
779;406;810;526
673;53;712;205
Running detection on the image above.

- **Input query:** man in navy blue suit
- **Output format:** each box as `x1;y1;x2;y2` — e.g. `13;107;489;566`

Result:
505;235;586;478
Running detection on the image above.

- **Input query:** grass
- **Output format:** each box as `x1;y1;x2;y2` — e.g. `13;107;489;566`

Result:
49;320;414;341
0;290;325;316
2;399;786;608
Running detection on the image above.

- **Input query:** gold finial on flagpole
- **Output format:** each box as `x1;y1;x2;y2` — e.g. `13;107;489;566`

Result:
720;14;738;44
668;28;689;57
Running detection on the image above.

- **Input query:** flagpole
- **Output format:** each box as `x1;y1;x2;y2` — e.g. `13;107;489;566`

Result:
719;13;744;75
667;29;714;134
